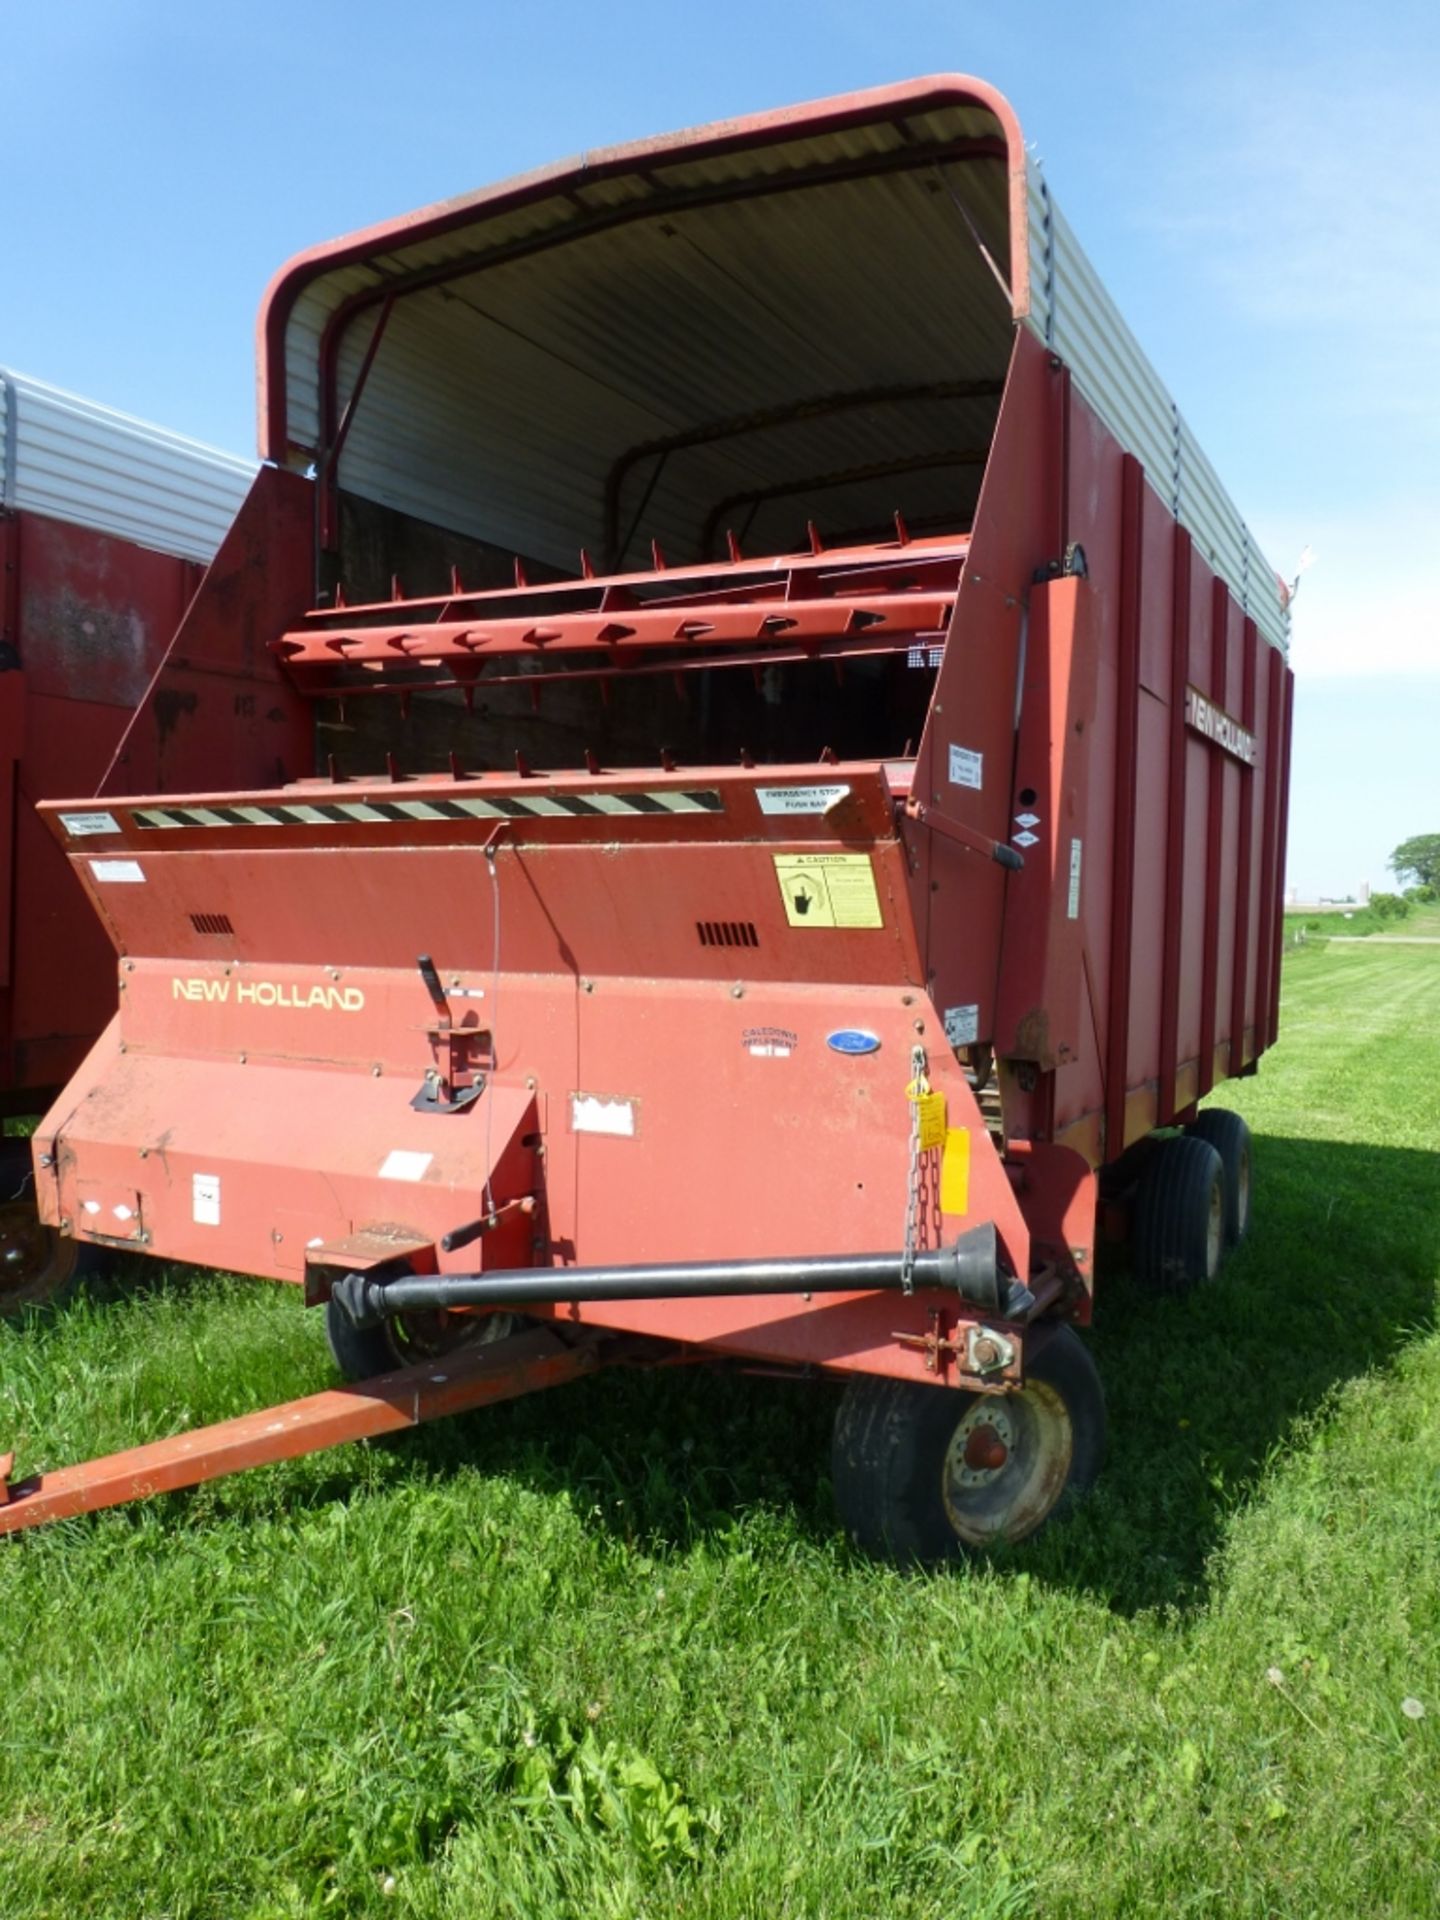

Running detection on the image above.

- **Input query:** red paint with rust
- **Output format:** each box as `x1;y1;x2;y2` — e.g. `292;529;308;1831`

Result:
0;509;198;1108
26;78;1292;1430
0;470;314;1114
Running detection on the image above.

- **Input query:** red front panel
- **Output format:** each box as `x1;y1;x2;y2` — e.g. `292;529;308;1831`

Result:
35;768;1033;1384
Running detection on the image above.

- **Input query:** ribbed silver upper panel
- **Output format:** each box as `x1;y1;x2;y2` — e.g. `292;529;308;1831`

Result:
0;367;253;563
1025;157;1287;651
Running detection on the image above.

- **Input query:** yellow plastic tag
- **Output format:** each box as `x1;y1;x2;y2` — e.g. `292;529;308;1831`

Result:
940;1128;971;1216
909;1087;947;1153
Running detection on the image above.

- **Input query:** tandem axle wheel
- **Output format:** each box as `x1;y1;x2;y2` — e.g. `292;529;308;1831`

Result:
1130;1108;1253;1294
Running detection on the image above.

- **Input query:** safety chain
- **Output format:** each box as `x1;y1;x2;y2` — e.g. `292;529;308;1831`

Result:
900;1043;927;1295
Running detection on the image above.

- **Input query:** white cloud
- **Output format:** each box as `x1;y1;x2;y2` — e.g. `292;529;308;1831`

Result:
1253;498;1440;677
1288;573;1439;679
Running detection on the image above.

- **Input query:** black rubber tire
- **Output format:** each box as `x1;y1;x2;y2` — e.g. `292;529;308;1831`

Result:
831;1324;1106;1562
1186;1108;1252;1246
1132;1133;1226;1294
0;1147;87;1317
324;1294;520;1382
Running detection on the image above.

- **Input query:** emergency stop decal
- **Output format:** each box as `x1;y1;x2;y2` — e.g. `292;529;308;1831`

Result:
59;810;121;837
948;744;983;791
755;784;851;816
772;852;883;929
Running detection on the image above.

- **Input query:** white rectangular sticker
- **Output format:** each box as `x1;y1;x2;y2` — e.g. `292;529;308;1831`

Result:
379;1149;433;1183
193;1172;221;1227
61;810;121;837
744;1026;797;1058
944;1004;979;1047
755;784;851;816
571;1094;637;1138
948;745;983;791
1067;839;1083;920
89;859;146;884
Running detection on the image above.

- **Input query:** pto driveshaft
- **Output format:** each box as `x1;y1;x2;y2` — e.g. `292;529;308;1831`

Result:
332;1224;1015;1327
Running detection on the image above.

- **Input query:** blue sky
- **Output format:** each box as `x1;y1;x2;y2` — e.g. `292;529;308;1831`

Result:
5;0;1436;897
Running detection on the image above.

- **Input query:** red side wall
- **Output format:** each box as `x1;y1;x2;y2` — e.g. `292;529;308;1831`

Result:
0;467;313;1108
991;331;1292;1164
0;507;201;1103
97;466;313;800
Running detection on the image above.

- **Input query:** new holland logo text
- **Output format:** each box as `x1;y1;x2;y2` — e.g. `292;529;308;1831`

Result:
1184;685;1257;766
171;978;365;1011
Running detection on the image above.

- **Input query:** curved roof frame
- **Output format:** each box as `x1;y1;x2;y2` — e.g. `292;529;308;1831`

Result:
256;75;1030;469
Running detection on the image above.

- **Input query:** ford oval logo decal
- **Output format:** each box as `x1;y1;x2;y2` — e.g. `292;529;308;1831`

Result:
826;1028;881;1056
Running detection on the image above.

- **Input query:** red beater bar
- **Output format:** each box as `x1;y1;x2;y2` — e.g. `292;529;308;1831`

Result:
272;537;968;691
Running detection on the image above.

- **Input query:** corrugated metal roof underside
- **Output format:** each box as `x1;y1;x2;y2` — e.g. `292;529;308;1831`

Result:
0;368;254;563
279;102;1013;446
332;166;1012;567
280;104;1015;569
272;91;1283;652
1025;161;1287;652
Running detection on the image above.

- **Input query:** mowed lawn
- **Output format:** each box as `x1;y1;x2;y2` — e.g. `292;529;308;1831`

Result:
2;941;1437;1918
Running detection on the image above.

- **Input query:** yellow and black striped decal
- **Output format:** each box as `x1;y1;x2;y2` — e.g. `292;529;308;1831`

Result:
88;790;727;833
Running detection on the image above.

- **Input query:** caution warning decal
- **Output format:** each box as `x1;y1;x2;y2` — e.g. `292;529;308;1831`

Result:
772;852;883;929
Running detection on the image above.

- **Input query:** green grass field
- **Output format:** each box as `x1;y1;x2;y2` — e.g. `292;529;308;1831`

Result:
2;940;1437;1918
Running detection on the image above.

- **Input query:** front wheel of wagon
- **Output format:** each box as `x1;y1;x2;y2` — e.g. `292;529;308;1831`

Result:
325;1295;520;1381
831;1324;1106;1561
0;1146;86;1317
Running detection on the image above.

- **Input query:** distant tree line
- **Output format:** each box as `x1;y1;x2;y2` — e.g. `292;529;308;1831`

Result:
1389;833;1440;894
1356;835;1440;924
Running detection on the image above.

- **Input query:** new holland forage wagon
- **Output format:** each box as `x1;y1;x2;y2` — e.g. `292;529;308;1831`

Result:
0;369;251;1311
0;75;1293;1555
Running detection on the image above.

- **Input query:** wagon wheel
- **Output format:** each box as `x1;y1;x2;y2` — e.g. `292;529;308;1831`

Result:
830;1324;1105;1560
1131;1134;1226;1293
1185;1108;1252;1246
325;1291;520;1381
0;1154;83;1317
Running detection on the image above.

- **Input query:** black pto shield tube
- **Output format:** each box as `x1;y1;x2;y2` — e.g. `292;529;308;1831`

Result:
333;1223;1012;1328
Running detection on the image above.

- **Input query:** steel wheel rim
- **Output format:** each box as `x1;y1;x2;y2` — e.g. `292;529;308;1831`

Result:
941;1381;1074;1545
